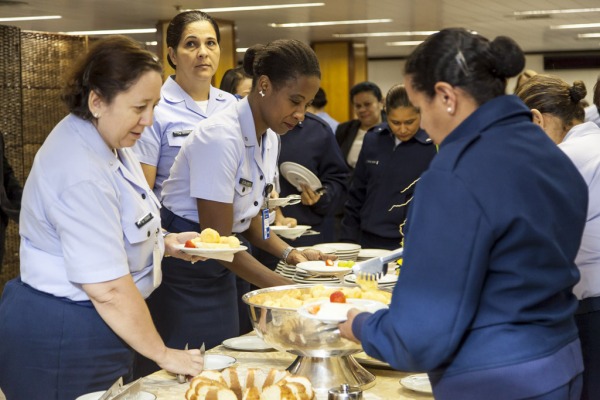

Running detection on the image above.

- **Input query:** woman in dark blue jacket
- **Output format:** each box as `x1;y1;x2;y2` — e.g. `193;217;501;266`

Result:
340;28;587;399
340;84;436;250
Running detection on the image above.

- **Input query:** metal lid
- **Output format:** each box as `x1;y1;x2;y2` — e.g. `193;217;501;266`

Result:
328;383;363;400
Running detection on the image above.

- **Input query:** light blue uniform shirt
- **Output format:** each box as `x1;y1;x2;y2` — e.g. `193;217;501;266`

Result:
132;76;236;199
162;97;279;233
20;114;163;301
560;121;600;299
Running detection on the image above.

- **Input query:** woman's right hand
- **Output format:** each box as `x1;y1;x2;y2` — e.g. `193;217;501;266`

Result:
158;347;204;377
164;231;206;264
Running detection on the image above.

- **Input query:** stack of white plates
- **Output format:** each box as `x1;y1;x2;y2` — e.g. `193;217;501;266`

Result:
274;246;338;282
314;242;361;261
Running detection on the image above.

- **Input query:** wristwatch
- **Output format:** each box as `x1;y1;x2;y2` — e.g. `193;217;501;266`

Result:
281;246;296;264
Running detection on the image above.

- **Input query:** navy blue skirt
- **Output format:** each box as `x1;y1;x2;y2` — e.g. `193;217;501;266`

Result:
134;207;240;378
0;279;133;400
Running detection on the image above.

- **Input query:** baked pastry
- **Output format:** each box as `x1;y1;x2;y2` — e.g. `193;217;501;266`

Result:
185;367;314;400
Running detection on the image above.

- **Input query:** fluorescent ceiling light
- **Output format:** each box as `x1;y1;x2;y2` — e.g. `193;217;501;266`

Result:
0;15;61;22
269;19;392;28
180;3;324;13
386;41;423;46
551;22;600;30
578;33;600;38
63;28;157;36
514;8;600;16
333;30;437;38
236;48;249;53
145;41;158;46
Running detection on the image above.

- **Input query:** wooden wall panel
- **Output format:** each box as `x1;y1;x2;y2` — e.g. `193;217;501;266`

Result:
313;41;368;123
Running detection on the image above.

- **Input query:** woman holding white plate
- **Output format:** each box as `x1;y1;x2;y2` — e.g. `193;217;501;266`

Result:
145;40;336;376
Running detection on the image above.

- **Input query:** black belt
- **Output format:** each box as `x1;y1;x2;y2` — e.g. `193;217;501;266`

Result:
576;296;600;315
160;206;199;233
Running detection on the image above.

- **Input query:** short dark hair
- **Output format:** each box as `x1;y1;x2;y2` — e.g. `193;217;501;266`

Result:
220;66;251;95
243;39;320;91
166;10;220;70
61;35;162;120
405;28;525;105
516;74;587;126
312;87;327;108
350;81;383;103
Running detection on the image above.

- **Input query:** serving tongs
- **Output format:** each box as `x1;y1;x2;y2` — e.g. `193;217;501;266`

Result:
177;342;205;384
98;377;123;400
352;247;403;279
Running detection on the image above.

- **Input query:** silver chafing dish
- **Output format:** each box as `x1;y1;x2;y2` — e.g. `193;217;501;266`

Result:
242;284;390;392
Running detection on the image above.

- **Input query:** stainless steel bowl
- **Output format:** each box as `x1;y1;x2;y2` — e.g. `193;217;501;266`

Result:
242;284;389;392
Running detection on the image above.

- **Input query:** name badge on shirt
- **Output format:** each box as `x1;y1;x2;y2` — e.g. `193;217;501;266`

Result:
172;130;192;137
366;160;380;165
239;178;253;188
262;209;270;240
135;212;154;228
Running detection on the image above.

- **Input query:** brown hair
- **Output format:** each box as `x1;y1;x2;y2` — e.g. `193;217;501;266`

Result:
515;74;586;130
62;35;162;120
166;10;220;70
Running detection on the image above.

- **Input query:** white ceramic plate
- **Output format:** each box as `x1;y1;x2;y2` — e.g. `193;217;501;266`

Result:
280;162;322;192
296;260;353;276
345;274;398;284
270;225;311;239
76;391;156;400
222;336;274;352
174;244;248;257
268;195;302;208
298;298;388;323
204;354;237;371
400;373;433;394
358;248;393;259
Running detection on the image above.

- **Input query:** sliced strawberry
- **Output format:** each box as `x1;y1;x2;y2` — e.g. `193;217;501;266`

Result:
330;290;346;303
184;240;196;248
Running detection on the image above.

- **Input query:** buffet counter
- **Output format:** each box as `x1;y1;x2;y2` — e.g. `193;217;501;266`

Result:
140;336;434;400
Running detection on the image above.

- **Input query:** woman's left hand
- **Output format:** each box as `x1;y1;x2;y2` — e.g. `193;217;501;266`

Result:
338;308;362;343
287;248;337;265
300;184;322;206
164;232;206;264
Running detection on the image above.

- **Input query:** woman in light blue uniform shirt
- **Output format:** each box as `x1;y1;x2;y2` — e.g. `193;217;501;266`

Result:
141;39;334;376
0;36;204;400
132;10;236;200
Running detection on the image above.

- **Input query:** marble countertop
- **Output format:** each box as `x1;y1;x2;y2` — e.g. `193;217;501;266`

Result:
140;339;434;400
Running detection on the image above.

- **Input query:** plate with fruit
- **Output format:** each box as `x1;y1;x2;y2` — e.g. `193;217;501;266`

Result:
297;290;388;323
296;259;355;277
175;228;248;257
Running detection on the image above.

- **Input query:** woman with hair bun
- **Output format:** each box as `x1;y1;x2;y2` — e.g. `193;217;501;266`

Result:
340;28;587;399
516;75;600;400
144;39;335;375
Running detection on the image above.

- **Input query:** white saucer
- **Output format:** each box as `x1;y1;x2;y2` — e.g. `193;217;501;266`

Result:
298;298;388;323
400;373;433;394
296;260;353;277
222;336;274;352
76;390;156;400
204;354;237;371
268;195;302;208
270;225;311;240
175;244;248;257
280;162;322;191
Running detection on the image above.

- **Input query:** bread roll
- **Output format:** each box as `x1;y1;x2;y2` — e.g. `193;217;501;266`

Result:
222;367;242;400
